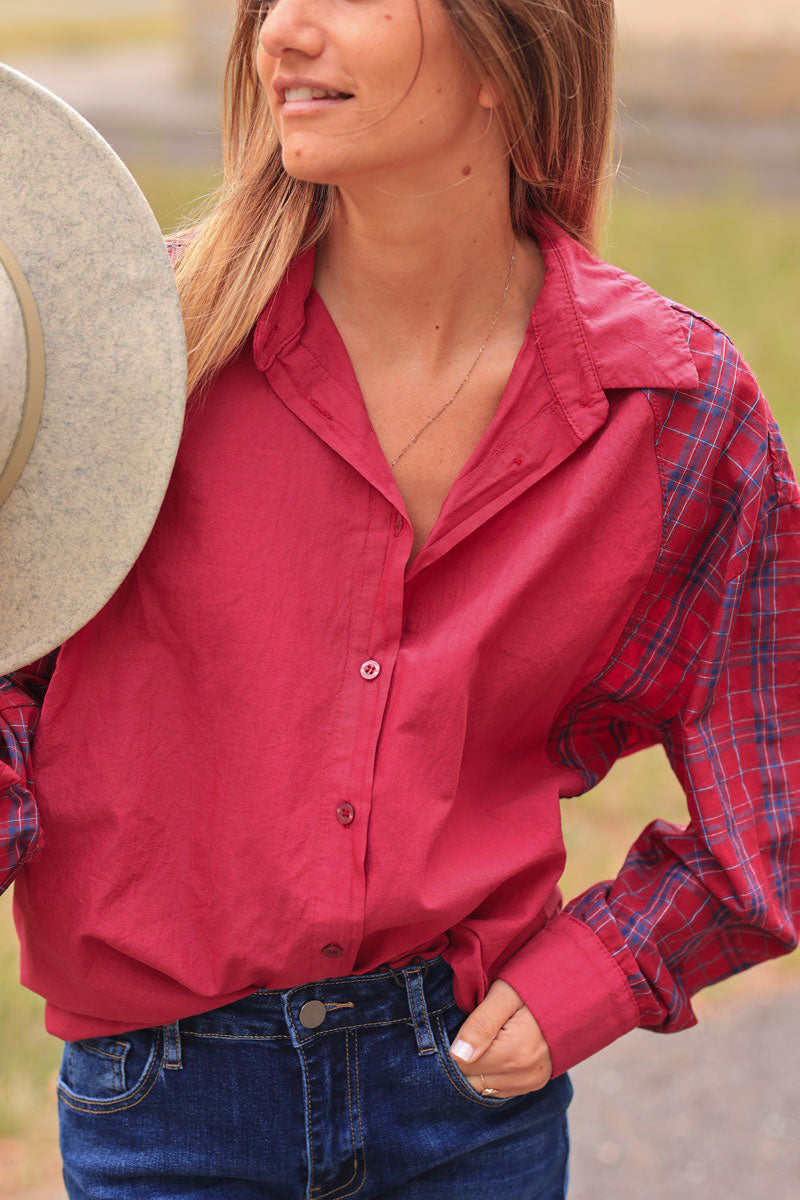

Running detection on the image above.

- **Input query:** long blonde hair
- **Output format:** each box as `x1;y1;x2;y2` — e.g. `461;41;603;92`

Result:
170;0;616;405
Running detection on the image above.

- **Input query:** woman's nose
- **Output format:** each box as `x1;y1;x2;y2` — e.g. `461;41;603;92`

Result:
258;0;326;60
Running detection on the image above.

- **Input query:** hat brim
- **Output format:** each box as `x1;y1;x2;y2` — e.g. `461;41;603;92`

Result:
0;64;187;675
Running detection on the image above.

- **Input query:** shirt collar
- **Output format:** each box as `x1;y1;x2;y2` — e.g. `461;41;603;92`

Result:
531;211;699;392
253;209;700;412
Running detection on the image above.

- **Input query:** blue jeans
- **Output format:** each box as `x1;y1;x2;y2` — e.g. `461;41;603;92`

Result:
57;952;573;1198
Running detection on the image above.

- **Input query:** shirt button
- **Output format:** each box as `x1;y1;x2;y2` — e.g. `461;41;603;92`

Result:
336;803;355;825
322;944;343;957
360;659;381;679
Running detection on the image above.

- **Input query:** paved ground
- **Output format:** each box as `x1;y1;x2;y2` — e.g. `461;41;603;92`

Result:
567;985;800;1199
616;0;800;44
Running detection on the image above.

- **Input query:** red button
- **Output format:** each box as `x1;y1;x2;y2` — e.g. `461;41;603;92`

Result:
322;944;343;957
336;803;355;825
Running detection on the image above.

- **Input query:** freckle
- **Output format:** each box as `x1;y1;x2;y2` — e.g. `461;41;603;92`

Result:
436;85;442;94
462;164;472;176
434;324;439;330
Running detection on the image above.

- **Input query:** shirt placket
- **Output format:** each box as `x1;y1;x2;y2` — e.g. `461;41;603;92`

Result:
307;488;412;973
265;349;415;973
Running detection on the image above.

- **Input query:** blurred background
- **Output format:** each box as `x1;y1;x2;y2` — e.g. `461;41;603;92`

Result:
1;2;799;1197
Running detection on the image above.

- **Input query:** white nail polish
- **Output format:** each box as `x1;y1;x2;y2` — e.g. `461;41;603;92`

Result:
451;1037;475;1062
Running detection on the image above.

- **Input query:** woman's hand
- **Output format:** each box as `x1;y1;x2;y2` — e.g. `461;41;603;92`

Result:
449;978;553;1096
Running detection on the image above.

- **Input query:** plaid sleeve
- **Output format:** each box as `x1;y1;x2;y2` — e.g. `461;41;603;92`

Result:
0;648;60;897
164;236;183;265
497;312;800;1076
163;231;197;267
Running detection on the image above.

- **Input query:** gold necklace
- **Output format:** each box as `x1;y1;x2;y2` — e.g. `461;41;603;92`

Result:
390;238;518;469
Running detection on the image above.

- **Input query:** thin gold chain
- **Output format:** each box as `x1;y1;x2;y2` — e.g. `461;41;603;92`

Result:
389;239;518;469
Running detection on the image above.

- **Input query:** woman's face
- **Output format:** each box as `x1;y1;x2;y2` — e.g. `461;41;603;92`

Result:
255;0;499;190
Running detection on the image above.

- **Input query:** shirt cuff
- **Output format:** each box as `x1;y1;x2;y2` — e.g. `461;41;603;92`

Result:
494;911;642;1076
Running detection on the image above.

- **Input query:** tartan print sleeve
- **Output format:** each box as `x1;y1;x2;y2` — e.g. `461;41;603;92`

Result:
163;232;196;266
0;648;60;897
498;312;800;1077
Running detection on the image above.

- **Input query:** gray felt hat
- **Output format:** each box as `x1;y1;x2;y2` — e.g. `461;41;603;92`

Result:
0;63;187;676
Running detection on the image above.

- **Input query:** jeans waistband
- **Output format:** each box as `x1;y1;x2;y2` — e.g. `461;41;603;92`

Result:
159;953;458;1069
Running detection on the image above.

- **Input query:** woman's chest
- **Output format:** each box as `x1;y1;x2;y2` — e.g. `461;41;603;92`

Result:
356;361;511;566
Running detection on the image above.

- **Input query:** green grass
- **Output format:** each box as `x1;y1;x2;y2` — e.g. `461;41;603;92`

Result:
132;162;224;237
0;177;798;1193
604;187;800;454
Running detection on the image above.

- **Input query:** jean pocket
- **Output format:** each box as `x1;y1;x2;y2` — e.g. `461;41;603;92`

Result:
57;1026;163;1115
432;1001;517;1108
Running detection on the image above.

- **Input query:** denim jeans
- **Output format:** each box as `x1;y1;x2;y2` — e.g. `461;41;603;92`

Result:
57;952;573;1198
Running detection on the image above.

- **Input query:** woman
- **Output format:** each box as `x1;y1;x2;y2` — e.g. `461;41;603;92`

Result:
3;0;799;1196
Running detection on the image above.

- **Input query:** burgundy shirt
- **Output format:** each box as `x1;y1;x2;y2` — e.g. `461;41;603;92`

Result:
4;213;799;1077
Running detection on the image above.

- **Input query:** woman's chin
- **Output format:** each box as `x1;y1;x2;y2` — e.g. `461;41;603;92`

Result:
279;146;346;188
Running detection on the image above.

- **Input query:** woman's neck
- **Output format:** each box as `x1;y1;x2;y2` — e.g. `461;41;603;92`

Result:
311;184;545;375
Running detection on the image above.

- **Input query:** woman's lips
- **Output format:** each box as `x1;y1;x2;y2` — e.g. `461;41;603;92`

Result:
280;97;353;116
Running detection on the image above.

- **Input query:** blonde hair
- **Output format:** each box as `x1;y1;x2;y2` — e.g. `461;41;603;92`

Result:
170;0;616;405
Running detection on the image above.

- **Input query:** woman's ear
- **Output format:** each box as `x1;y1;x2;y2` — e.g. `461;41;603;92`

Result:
477;78;502;109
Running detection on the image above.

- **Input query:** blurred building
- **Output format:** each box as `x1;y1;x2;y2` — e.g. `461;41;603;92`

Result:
616;0;800;44
177;0;233;86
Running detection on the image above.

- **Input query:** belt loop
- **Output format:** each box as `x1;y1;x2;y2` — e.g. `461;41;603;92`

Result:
163;1019;183;1070
403;965;436;1057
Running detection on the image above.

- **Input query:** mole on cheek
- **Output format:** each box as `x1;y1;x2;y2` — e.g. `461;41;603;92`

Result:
462;165;472;176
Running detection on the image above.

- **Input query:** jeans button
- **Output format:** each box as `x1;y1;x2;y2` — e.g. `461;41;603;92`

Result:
299;1000;327;1028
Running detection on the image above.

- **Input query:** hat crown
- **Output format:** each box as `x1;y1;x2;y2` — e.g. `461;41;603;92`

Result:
0;238;44;507
0;258;27;479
